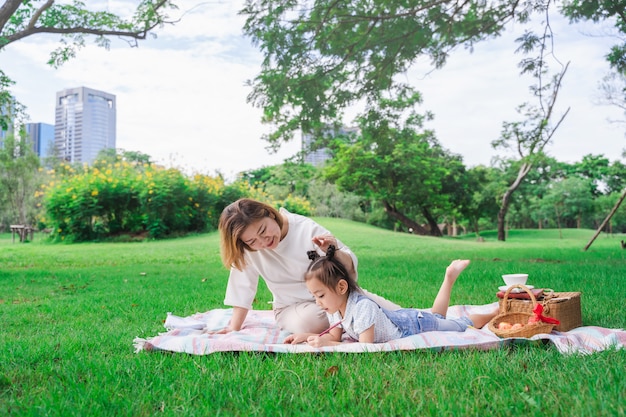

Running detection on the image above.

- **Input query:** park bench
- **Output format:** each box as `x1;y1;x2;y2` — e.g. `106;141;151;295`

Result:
10;224;35;243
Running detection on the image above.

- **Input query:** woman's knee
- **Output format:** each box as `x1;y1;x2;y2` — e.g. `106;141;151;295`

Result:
275;302;329;334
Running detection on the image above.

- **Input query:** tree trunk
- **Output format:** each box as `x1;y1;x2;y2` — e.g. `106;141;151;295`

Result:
421;207;443;237
382;201;430;236
554;205;562;239
497;162;532;241
584;188;626;251
496;193;510;241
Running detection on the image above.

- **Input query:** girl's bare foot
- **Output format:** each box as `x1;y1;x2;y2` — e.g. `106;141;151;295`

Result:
445;259;470;285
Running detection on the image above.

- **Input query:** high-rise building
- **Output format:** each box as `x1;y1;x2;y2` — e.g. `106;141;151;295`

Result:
25;122;55;158
302;126;359;167
55;86;116;164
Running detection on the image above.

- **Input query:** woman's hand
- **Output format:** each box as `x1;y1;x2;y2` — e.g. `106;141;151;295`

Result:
313;234;356;279
207;326;235;335
283;333;313;344
214;306;247;334
312;234;339;253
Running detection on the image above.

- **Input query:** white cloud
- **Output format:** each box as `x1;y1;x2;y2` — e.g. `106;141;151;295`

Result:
1;2;624;180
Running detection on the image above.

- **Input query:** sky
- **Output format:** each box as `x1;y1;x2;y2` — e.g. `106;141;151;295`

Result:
1;1;625;180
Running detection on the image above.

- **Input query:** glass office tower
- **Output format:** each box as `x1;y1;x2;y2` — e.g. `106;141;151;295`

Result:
25;122;55;158
55;87;116;164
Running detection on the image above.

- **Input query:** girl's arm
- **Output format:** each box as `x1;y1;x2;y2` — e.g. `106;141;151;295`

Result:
305;327;343;347
358;325;375;343
308;325;375;346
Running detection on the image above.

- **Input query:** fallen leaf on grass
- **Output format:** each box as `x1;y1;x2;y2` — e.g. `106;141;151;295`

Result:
325;366;339;377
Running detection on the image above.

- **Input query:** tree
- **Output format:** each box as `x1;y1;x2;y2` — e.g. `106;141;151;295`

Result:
464;165;506;236
0;72;26;133
307;179;367;221
542;177;593;237
605;158;626;195
0;0;180;124
324;92;466;236
561;0;626;74
567;154;610;197
95;148;154;166
491;9;571;241
0;133;41;226
239;162;318;200
240;0;626;151
597;72;626;128
241;0;531;147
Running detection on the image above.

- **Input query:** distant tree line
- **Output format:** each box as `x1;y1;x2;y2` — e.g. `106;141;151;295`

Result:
240;148;626;238
0;133;624;242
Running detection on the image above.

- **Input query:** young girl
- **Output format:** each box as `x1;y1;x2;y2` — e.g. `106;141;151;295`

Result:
283;246;498;346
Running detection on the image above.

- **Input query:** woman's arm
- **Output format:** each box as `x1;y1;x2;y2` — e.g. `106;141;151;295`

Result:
229;306;248;330
213;306;248;334
312;234;357;279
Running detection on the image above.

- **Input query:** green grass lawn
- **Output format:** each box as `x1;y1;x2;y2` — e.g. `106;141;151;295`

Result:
1;221;625;416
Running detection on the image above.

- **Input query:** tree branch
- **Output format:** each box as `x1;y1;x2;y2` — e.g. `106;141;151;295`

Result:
28;0;55;31
0;0;22;32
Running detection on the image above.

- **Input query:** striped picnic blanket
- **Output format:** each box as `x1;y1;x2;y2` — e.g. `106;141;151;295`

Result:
133;303;625;355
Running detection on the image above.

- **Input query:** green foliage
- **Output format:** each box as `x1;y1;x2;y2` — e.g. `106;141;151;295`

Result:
324;92;468;235
561;0;626;73
0;1;180;66
274;194;313;216
593;191;626;233
239;163;369;221
307;179;367;221
40;158;230;241
241;0;522;145
240;0;624;150
542;177;594;229
0;134;42;226
464;165;502;234
233;151;625;237
240;162;318;200
0;71;25;132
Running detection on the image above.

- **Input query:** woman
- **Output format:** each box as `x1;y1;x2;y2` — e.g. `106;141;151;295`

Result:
218;198;400;334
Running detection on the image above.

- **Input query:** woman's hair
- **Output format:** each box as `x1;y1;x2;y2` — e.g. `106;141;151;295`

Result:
218;198;283;271
305;245;361;294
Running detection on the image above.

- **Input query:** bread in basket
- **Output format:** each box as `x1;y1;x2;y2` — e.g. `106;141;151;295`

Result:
488;284;557;338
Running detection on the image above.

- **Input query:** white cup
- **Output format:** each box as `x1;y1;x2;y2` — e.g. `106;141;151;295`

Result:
502;273;528;287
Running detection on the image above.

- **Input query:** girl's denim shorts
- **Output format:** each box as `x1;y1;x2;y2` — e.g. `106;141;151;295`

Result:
383;308;473;337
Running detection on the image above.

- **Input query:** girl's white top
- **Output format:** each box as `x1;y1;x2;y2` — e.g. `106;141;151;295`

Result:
223;208;358;310
328;292;403;343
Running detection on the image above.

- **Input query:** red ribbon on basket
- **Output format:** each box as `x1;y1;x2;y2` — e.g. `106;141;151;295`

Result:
528;304;560;325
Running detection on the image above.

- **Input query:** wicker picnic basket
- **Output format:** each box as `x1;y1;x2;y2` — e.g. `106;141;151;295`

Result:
488;284;556;338
498;289;582;332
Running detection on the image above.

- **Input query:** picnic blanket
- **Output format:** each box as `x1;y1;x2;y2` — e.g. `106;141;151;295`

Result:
133;303;626;355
